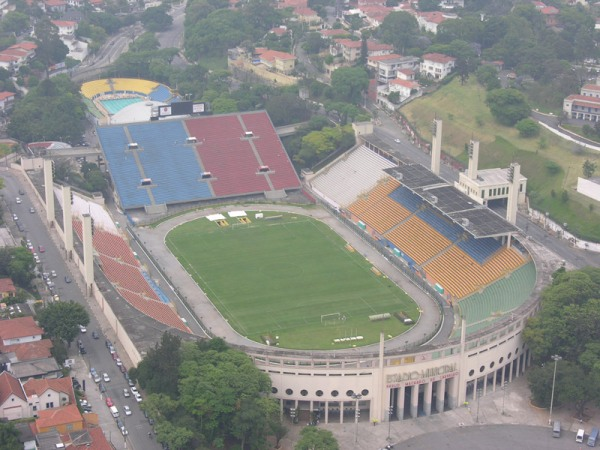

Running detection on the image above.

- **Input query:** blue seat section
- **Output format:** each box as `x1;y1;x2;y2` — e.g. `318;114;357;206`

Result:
98;126;151;209
127;121;213;205
389;186;423;212
458;236;502;264
142;271;170;304
417;207;463;242
149;85;171;102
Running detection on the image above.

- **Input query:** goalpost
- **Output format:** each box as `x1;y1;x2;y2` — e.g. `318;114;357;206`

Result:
321;312;346;326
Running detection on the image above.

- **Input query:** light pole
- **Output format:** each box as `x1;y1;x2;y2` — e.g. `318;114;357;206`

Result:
476;388;483;423
351;393;362;446
387;406;393;441
501;381;508;415
549;354;562;425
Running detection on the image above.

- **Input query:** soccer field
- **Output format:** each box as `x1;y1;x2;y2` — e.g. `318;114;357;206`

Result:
165;212;419;350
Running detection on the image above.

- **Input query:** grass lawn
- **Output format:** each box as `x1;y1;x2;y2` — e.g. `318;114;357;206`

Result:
0;143;15;157
400;77;600;242
165;212;419;350
198;55;227;71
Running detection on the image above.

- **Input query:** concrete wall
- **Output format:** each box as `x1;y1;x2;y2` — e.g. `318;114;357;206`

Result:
577;177;600;202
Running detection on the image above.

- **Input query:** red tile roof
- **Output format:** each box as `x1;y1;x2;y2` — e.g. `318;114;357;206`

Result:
540;5;559;14
256;49;296;61
319;29;350;37
0;92;15;101
565;94;600;108
0;316;43;341
422;52;456;64
24;376;75;403
582;84;600;92
1;339;53;361
0;278;16;293
51;20;77;27
368;53;404;62
294;6;318;16
0;371;26;404
390;78;420;89
0;54;19;63
36;404;82;430
72;427;113;450
11;41;37;51
44;0;67;6
418;11;451;24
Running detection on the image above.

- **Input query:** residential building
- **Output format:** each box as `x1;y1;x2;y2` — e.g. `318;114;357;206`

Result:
254;48;296;74
293;6;321;27
0;316;43;346
563;83;600;121
0;278;16;298
24;377;75;413
43;0;67;12
358;5;393;27
388;78;421;99
416;11;457;34
367;54;419;83
0;91;14;112
0;371;28;420
0;41;37;72
540;5;559;27
331;38;393;63
420;52;456;80
51;20;77;36
35;404;84;434
0;339;53;362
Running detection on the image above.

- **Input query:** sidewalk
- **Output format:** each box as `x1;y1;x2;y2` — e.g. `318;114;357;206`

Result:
277;375;598;449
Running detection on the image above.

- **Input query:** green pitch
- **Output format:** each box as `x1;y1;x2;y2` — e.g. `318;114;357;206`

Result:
165;212;419;350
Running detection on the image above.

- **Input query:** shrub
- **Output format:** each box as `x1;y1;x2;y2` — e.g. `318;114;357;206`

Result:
515;118;540;138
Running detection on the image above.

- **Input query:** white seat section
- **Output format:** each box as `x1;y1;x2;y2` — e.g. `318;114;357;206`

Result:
310;146;396;208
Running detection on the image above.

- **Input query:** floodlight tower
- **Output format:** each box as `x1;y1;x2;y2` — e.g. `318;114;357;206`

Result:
467;140;480;180
431;118;442;176
506;162;521;225
43;159;55;226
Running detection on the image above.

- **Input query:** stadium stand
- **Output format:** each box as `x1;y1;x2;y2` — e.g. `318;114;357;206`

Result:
81;79;112;99
423;246;526;299
240;112;301;190
456;261;536;335
141;272;170;304
185;114;272;197
385;216;453;266
310;146;397;208
112;78;158;96
149;85;172;102
93;229;139;266
388;185;424;213
348;178;412;234
97;126;152;209
127;121;213;205
120;291;189;332
416;207;462;242
457;235;502;264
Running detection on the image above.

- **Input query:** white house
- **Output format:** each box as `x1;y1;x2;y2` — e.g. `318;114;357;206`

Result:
420;53;456;80
51;20;77;36
416;11;458;34
0;317;43;346
24;377;75;414
0;371;28;420
367;54;419;83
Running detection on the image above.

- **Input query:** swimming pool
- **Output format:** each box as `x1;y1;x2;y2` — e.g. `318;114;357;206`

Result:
100;98;143;115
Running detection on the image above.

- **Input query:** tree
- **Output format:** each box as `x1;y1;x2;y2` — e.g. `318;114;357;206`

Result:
377;11;418;54
330;67;369;104
583;159;597;179
34;19;69;72
0;11;30;34
155;422;194;450
485;88;531;126
524;267;600;418
515;118;540;138
37;301;89;346
130;32;160;52
475;65;501;91
295;427;339;450
265;93;310;126
303;32;325;55
141;5;173;32
0;422;20;450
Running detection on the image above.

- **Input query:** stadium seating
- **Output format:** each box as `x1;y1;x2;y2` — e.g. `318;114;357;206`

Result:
240;112;301;190
97;127;152;208
385;216;453;265
141;272;170;304
388;186;423;212
348;179;411;234
311;146;397;207
423;246;526;299
112;78;158;96
185;115;271;196
81;80;112;99
149;85;172;102
456;262;536;335
93;229;138;266
120;290;190;332
127;121;213;204
457;236;502;264
416;207;463;242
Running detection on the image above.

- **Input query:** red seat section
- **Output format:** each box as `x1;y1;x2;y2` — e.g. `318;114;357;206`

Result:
240;112;301;190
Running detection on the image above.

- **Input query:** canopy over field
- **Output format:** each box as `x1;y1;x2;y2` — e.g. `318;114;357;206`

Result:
166;212;419;350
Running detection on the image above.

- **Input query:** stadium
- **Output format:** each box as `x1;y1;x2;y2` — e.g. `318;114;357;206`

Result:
25;77;554;427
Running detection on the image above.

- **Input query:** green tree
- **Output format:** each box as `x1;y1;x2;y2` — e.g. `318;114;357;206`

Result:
330;67;369;104
265;93;310;126
295;426;339;450
131;332;182;397
130;32;160;52
0;11;30;34
8;247;35;287
141;5;173;32
475;65;501;91
377;11;418;54
37;301;90;346
485;88;531;126
303;32;325;55
583;159;597;179
0;422;20;450
34;19;69;72
515;118;539;138
154;421;194;450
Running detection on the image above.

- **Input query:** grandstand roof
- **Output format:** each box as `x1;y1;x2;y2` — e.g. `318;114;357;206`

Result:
385;164;518;238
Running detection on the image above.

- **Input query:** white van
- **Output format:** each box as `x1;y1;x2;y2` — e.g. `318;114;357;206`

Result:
576;428;585;443
110;405;119;418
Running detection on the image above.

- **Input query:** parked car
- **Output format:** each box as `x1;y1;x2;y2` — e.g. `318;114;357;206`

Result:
92;330;99;339
123;388;130;398
102;373;110;382
134;393;142;403
120;365;127;374
65;275;72;283
38;245;45;253
29;207;35;214
79;324;87;333
15;197;21;204
130;386;138;396
123;405;132;416
105;397;113;407
99;382;106;393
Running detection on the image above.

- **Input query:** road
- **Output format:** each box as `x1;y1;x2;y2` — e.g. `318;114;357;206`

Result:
1;169;160;450
155;2;188;68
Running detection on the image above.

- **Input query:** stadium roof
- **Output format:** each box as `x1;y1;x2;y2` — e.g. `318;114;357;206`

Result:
384;164;518;238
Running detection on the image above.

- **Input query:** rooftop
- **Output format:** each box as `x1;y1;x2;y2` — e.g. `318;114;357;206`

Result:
422;52;456;64
36;404;82;430
0;316;43;341
0;371;26;404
